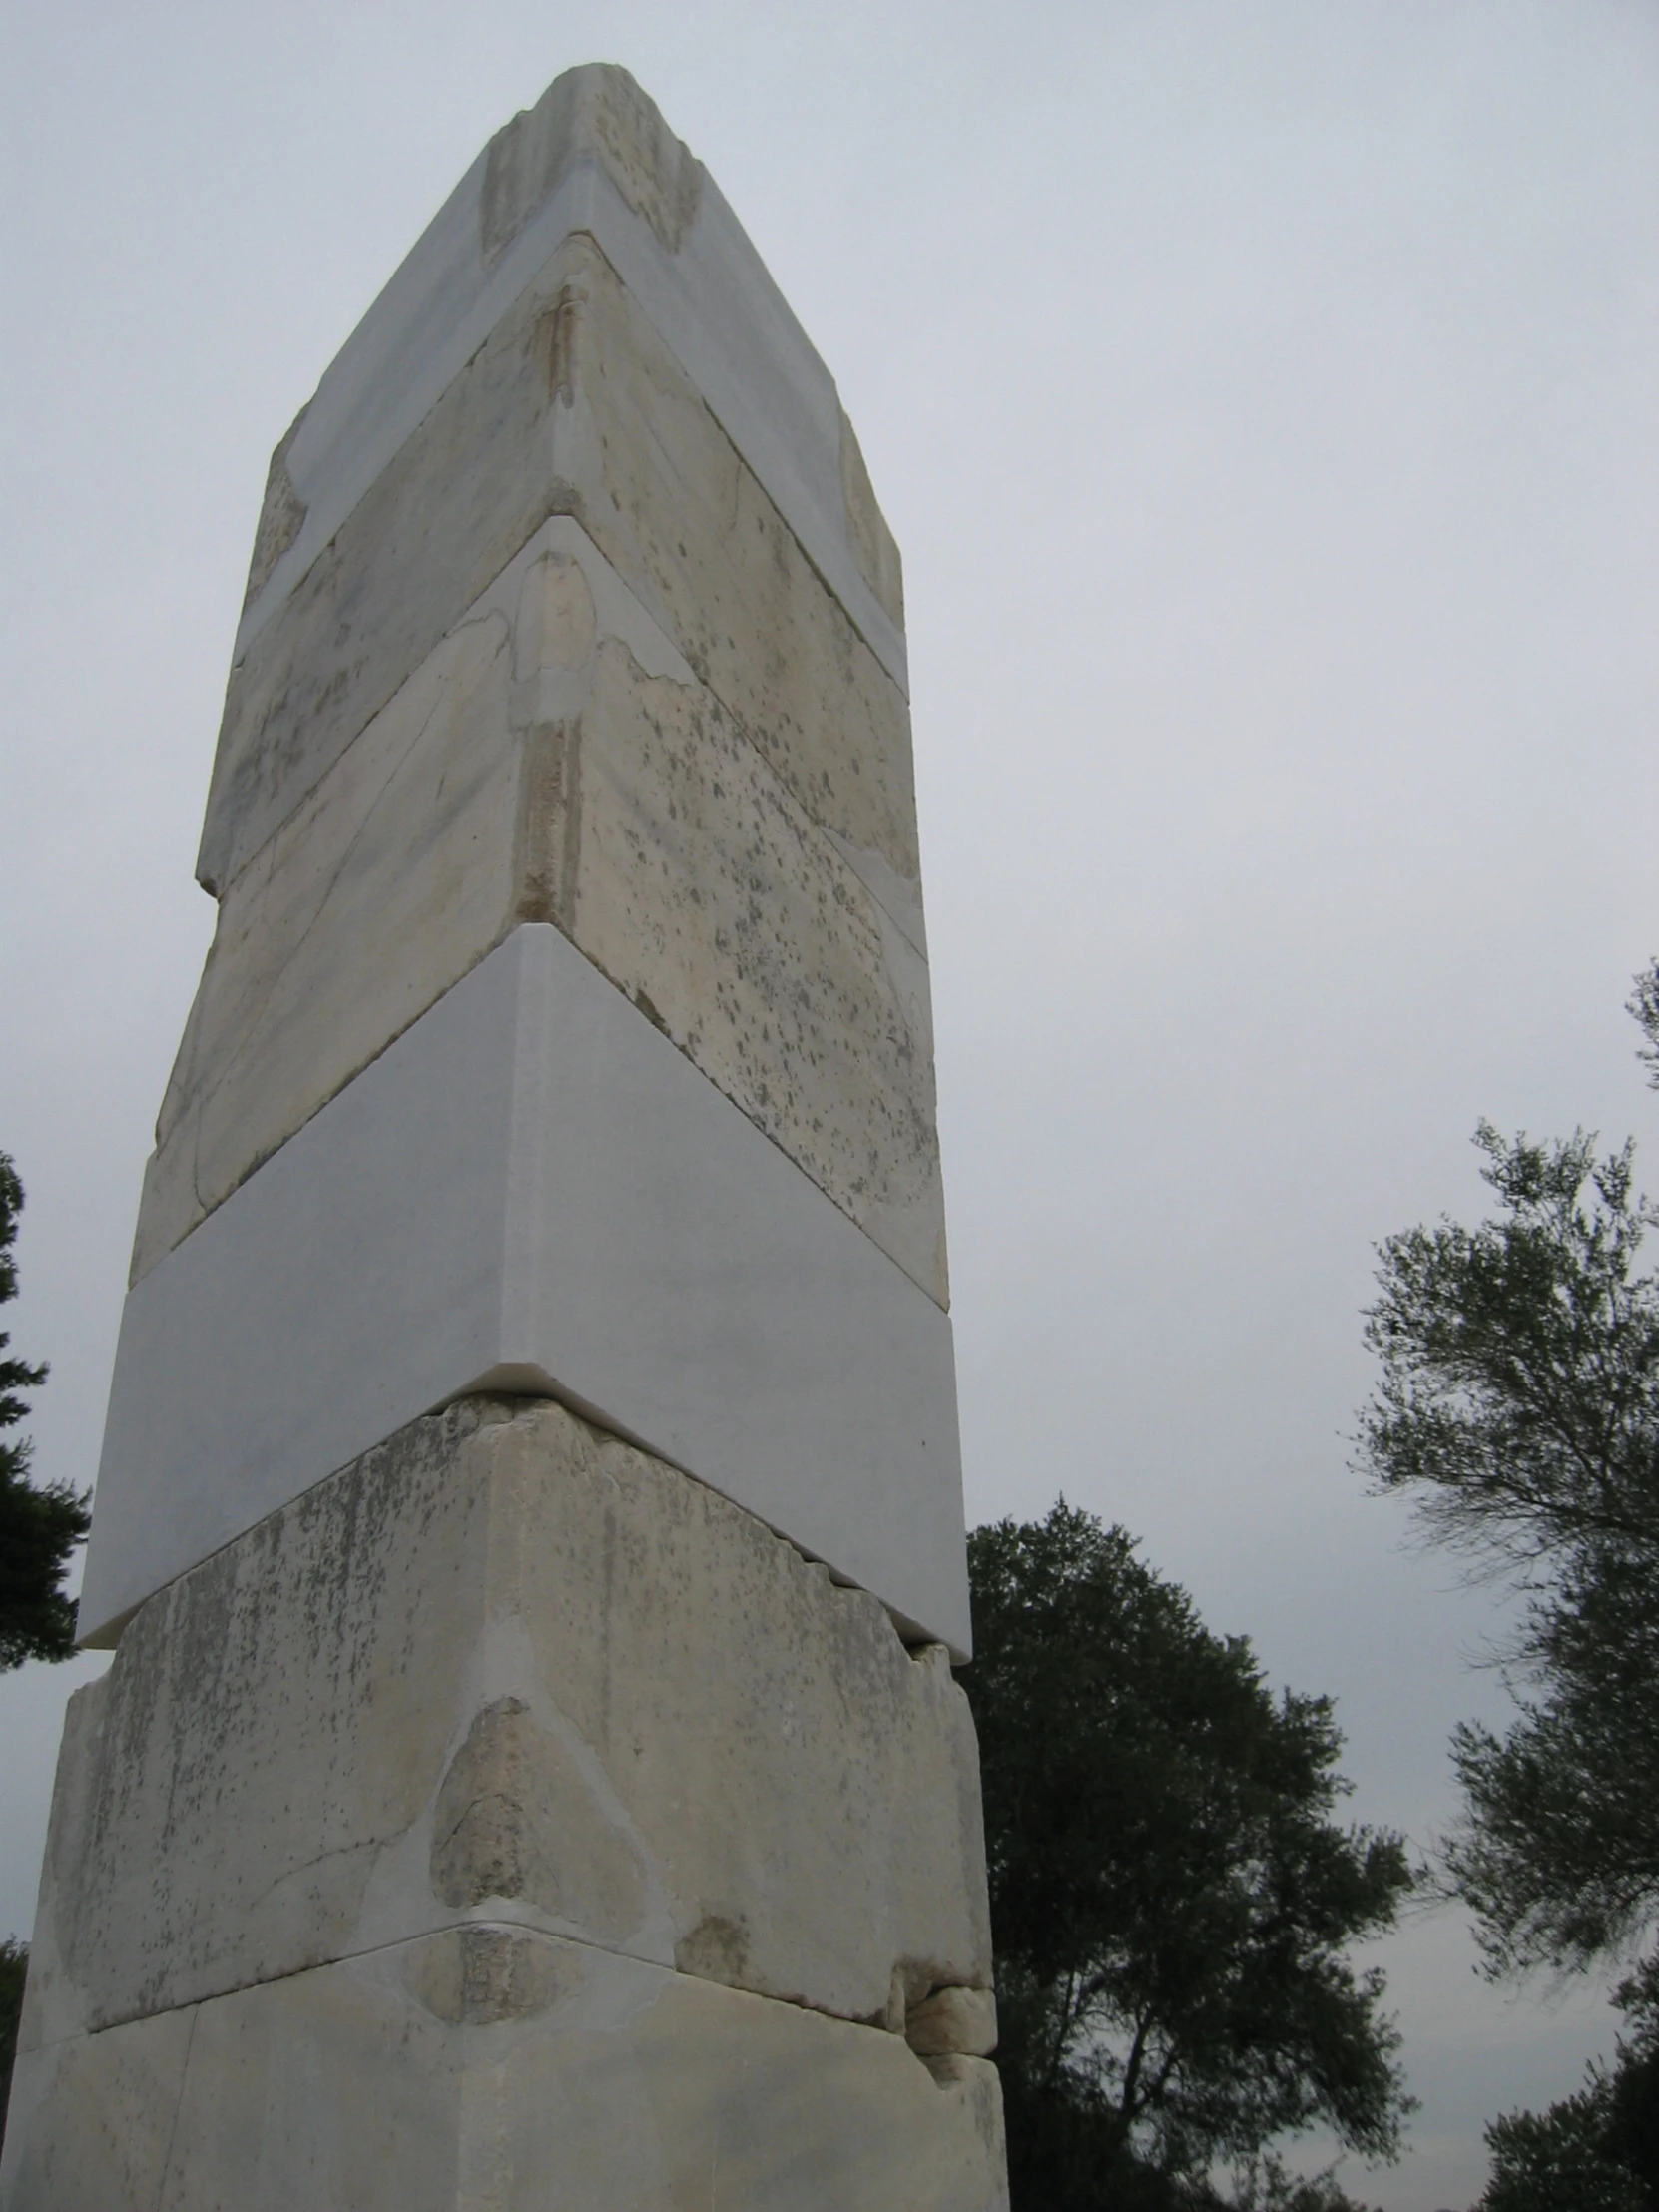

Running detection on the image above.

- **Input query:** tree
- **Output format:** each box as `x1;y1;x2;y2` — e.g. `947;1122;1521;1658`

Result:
0;1938;24;2147
1355;968;1659;2206
964;1504;1412;2211
0;1154;89;1667
1477;2080;1643;2212
1355;984;1659;1976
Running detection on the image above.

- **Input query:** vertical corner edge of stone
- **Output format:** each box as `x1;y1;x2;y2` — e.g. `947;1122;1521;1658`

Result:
839;404;905;635
126;1148;169;1290
60;1668;113;1746
192;761;233;900
933;1216;951;1314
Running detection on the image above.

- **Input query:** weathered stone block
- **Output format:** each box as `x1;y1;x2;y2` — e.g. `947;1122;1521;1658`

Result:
134;515;943;1304
229;67;903;698
201;213;914;911
2;1932;1007;2212
164;74;934;1321
34;1397;990;2049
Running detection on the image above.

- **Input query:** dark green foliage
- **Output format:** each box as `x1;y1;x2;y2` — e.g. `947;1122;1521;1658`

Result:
1474;1962;1659;2212
0;1154;89;1668
964;1505;1411;2210
1478;2085;1643;2212
1005;2149;1382;2212
1357;1105;1659;1975
1217;2162;1384;2212
1359;1119;1659;1572
1358;966;1659;2206
1604;1965;1659;2203
0;1937;25;2150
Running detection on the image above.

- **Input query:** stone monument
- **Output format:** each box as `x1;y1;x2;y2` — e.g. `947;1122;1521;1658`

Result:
0;65;1008;2208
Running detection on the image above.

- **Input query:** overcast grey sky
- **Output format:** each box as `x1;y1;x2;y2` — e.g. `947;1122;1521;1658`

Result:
3;5;1657;2204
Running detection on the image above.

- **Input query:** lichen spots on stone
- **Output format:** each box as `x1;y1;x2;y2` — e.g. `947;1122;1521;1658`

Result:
674;1913;751;1990
630;985;669;1036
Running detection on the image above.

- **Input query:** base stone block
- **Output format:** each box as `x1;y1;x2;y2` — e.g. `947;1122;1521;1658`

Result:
6;1396;1002;2208
4;1937;1006;2212
35;1398;989;2050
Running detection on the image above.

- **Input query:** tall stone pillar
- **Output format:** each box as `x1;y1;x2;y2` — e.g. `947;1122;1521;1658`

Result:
1;66;1007;2210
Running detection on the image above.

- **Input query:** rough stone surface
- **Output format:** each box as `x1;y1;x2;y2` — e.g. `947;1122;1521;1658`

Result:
33;1397;990;2049
135;514;943;1304
1;1933;1007;2212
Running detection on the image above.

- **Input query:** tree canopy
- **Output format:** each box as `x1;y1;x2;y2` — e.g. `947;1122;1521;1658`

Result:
1356;1074;1659;1977
1356;962;1659;2206
1472;1957;1659;2212
0;1154;89;1667
964;1503;1411;2210
0;1936;24;2147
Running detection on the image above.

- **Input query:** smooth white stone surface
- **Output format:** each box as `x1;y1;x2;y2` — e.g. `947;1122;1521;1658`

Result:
81;926;968;1654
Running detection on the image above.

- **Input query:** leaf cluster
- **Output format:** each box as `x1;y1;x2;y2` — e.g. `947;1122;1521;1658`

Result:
0;1156;88;1669
965;1504;1412;2209
1360;1123;1659;1575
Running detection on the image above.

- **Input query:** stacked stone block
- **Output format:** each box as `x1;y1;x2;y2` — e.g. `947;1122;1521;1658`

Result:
0;65;1006;2208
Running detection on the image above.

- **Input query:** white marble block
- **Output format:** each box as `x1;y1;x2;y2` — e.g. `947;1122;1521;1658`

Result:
5;1400;1006;2211
4;1942;1006;2212
133;506;944;1304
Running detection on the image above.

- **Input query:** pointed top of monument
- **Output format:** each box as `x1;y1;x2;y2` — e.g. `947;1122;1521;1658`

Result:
220;63;903;851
